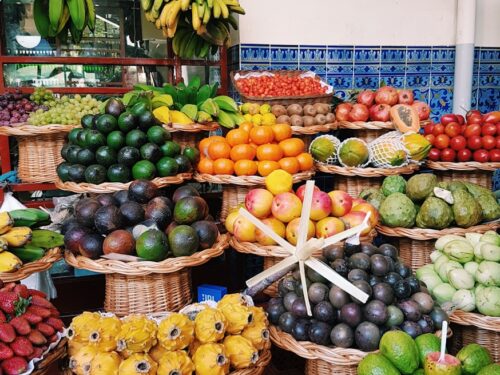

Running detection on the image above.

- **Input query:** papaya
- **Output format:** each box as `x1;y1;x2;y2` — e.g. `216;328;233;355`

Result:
390;104;420;133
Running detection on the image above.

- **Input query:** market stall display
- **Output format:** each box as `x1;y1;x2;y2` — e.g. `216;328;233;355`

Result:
0;89;44;126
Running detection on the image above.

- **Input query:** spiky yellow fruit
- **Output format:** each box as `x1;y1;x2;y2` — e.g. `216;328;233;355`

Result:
157;313;194;351
194;308;227;344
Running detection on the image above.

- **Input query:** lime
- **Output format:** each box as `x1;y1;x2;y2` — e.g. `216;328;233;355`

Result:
168;225;199;256
117;146;141;167
107;131;126;151
160;141;181;157
183;146;200;164
84;164;107;184
107;164;131;183
95;146;117;167
147;125;169;145
81;114;95;129
76;149;95;166
140;143;162;163
85;130;106;151
130;102;149;117
156;156;179;177
136;229;169;261
56;162;71;182
132;160;157;180
125;129;147;148
118;111;137;133
95;114;118;134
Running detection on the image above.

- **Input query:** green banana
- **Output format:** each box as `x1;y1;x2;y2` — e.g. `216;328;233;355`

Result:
199;98;219;116
213;95;238;112
152;0;164;13
199;41;211;58
217;109;236;129
196;85;212;106
228;112;245;126
181;32;198;58
67;0;86;31
8;209;45;228
56;4;70;34
29;229;64;249
85;0;96;32
10;246;46;263
210;82;219;98
188;76;201;90
141;0;153;11
69;19;83;43
48;0;63;33
34;0;51;38
162;84;178;103
228;5;245;14
226;13;238;30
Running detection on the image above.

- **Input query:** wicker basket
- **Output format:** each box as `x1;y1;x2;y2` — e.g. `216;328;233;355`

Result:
449;310;500;362
194;170;315;187
54;173;192;194
221;185;249;222
426;161;500;188
397;238;434;271
32;337;67;375
336;121;395;143
291;123;338;135
231;70;334;106
0;247;61;282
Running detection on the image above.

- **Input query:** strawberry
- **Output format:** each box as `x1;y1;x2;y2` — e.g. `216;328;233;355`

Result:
12;286;27;300
0;284;16;293
0;293;18;315
9;317;30;336
30;295;54;310
27;347;43;361
48;334;58;343
2;356;28;375
26;306;50;319
0;311;6;324
36;322;54;338
49;308;60;318
0;324;15;343
44;317;64;332
27;330;46;346
10;337;33;357
0;343;13;360
19;312;42;325
27;289;46;299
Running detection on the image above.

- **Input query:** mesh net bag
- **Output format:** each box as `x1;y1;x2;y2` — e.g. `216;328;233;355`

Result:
368;131;409;168
337;137;371;168
308;134;341;164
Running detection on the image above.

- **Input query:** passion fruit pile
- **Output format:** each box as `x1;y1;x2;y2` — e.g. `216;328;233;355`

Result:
266;241;449;351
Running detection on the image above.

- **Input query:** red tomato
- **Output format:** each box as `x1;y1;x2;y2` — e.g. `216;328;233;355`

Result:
432;124;445;136
457;149;472;162
467;135;482;150
461;125;467;134
482;135;496;150
456;115;465;125
466;109;481;122
450;136;466;151
445;122;461;137
424;134;436;145
428;148;441;161
473;149;489;162
440;148;456;162
482;123;497;136
496;124;500;135
489;149;500;162
424;123;435;135
468;114;483;125
441;114;458;125
483;111;500;124
497;136;500;149
435;134;450;149
464;124;481;138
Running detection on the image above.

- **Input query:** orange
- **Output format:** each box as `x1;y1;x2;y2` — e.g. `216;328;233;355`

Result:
234;159;258;176
226;128;249;147
197;158;214;174
279;157;300;174
279;138;305;157
250;126;274;145
272;124;292;141
258;160;281;176
296;152;314;171
239;122;254;133
230;144;256;161
208;140;231;160
213;158;234;175
256;144;283;162
249;142;259;150
199;136;226;157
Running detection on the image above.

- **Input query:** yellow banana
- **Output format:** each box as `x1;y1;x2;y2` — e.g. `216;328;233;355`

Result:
48;0;64;32
180;0;191;11
67;0;87;31
152;0;164;14
0;238;7;252
160;2;173;27
56;4;70;34
216;0;229;18
1;227;32;248
167;0;181;27
223;0;239;5
203;3;211;24
198;3;205;18
155;17;162;29
85;0;96;32
0;252;23;272
213;0;221;18
192;5;201;31
0;213;14;235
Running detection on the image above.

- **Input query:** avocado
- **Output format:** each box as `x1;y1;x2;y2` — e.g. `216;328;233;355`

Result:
130;102;149;117
136;229;169;261
117;146;140;167
107;164;131;183
68;128;81;144
107;131;125;151
113;190;130;206
156;157;179;177
191;220;219;249
120;201;145;226
145;197;173;229
95;146;117;167
94;205;124;234
140;143;162;163
84;164;107;184
147;125;170;145
68;164;86;182
172;185;200;203
161;141;181;157
78;233;104;259
128;179;158;203
137;110;156;131
103;229;135;255
173;196;208;224
85;130;106;151
118;111;137;133
174;154;193;173
81;114;95;129
61;144;71;161
125;129;147;149
56;162;72;182
95;114;118;134
104;98;125;117
64;225;92;254
66;145;82;164
169;225;200;256
77;149;95;166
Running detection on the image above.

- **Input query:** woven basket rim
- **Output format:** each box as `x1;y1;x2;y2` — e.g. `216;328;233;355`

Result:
336;120;395;130
269;326;368;365
64;233;229;275
450;309;500;332
292;123;337;134
230;343;272;375
32;337;67;375
426;160;500;171
0;248;61;282
316;163;419;177
194;170;315;186
0;124;77;136
229;230;377;258
377;220;500;240
162;122;219;133
54;173;192;193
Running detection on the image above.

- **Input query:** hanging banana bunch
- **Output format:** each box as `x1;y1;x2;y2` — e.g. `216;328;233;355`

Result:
33;0;96;44
142;0;244;59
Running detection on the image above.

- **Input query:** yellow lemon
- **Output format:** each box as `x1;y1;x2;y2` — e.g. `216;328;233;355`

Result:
259;104;271;115
262;113;276;126
248;103;260;115
225;211;240;234
252;114;263;126
265;169;293;195
243;113;253;122
240;103;251;114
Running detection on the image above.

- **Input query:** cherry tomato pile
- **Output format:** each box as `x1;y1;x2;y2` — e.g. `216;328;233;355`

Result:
424;110;500;163
236;75;328;97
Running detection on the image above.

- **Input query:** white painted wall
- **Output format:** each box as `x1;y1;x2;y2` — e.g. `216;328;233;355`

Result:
237;0;499;47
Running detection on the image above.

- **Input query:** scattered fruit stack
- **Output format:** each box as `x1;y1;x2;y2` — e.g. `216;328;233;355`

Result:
268;241;447;351
226;170;378;245
336;86;430;122
0;89;44;126
196;124;314;176
416;231;500;317
358;330;497;375
64;181;219;261
240;102;335;128
425;111;500;163
68;294;268;374
0;282;64;374
57;98;198;184
0;210;63;272
374;174;500;229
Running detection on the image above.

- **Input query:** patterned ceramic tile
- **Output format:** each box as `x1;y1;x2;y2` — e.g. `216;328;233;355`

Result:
270;45;298;63
380;64;405;74
479;63;500;75
406;63;431;74
354;64;379;75
299;64;327;75
471;88;479;109
327;64;353;75
479;48;500;63
478;88;500;113
354;75;379;89
240;63;270;71
299;45;326;62
333;89;349;100
406;47;432;63
431;62;455;74
479;74;500;88
327;75;353;89
240;44;269;63
381;47;406;63
269;63;299;71
431;47;455;62
431;74;454;87
327;46;354;63
405;74;431;87
412;88;430;103
380;75;405;88
354;46;381;63
430;88;454;119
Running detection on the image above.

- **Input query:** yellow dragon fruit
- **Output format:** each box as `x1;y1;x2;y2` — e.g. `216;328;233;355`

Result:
69;345;99;375
118;353;157;375
217;294;249;309
192;343;229;375
68;312;102;343
117;315;157;354
403;132;431;161
218;302;253;334
68;340;86;357
247;306;268;326
148;343;169;363
241;322;270;350
90;351;121;375
194;308;227;343
157;313;194;351
189;339;202;357
89;315;121;352
157;350;195;375
223;335;259;370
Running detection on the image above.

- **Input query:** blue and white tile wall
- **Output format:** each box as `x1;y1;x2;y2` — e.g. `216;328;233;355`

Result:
228;44;500;121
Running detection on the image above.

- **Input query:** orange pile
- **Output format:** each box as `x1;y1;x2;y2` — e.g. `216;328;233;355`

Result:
197;122;313;176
